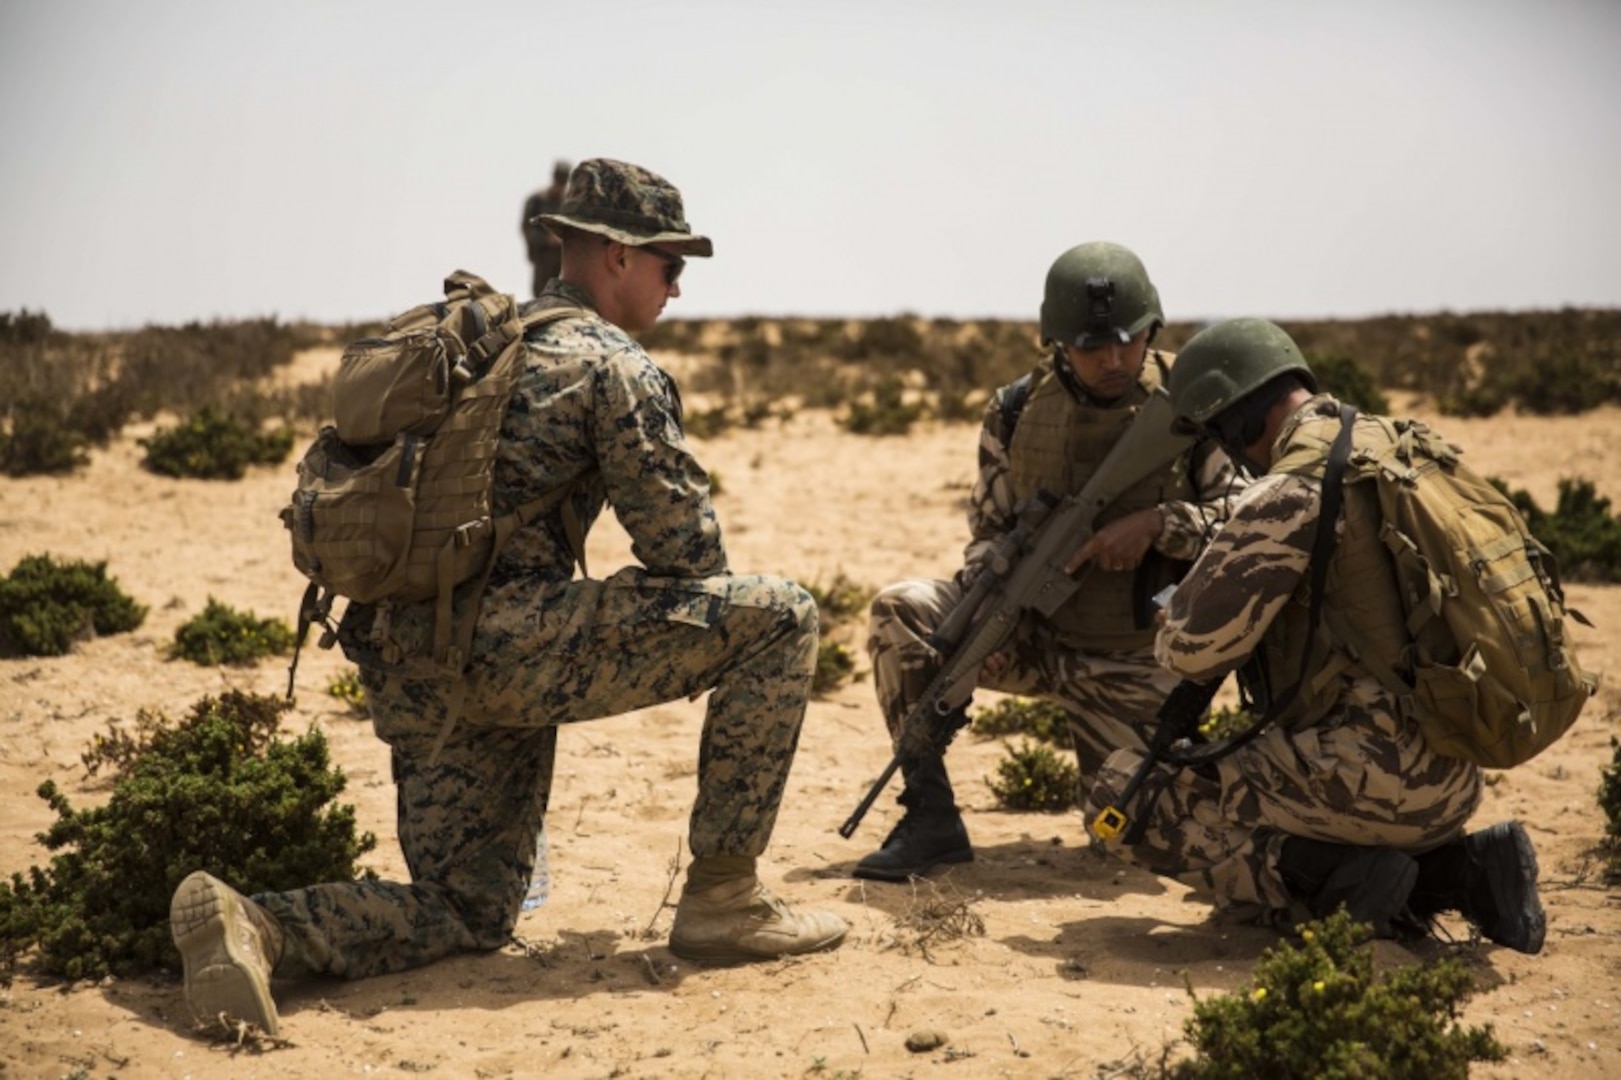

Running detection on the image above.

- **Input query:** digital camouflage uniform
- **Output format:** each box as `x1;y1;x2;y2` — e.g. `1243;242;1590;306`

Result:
1083;395;1483;920
257;279;819;980
868;353;1246;781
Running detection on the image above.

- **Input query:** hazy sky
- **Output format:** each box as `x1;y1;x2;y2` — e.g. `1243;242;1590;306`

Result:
3;0;1619;330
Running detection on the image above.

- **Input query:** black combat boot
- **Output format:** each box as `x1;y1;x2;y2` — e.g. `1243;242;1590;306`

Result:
852;755;973;882
1278;837;1419;937
1408;821;1546;954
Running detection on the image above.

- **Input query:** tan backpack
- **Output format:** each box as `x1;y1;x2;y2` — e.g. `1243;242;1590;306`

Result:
1318;407;1597;767
282;271;589;685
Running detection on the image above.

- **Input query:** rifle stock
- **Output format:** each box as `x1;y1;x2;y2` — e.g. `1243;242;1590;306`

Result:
1088;675;1223;844
840;388;1194;840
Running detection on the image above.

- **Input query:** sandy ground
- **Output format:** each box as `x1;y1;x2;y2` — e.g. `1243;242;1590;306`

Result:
1;352;1619;1079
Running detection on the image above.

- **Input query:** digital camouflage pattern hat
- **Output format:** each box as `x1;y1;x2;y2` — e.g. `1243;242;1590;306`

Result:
532;158;713;257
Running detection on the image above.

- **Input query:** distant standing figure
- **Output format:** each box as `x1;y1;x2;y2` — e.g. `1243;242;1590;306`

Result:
522;160;572;297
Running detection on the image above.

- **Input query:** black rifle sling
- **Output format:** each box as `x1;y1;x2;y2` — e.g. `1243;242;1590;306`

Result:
1160;402;1358;772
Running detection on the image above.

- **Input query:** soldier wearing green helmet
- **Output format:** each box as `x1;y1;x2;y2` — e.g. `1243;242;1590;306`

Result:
1083;317;1547;952
855;242;1249;882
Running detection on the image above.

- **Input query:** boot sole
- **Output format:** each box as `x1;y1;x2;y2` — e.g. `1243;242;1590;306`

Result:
1477;822;1546;954
170;872;279;1035
851;847;973;883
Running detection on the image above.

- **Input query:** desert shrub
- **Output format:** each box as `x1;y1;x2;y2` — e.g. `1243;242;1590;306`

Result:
972;696;1070;745
2;407;90;475
812;640;857;696
0;690;376;980
805;570;875;627
0;554;147;657
1493;476;1621;583
0;312;126;476
683;404;736;440
987;739;1079;810
842;377;926;436
1507;350;1617;416
0;309;54;345
139;407;294;480
837;315;926;363
171;597;295;666
326;668;368;715
1198;704;1258;742
1306;352;1389;414
1172;910;1504;1079
1599;738;1621;875
636;317;707;354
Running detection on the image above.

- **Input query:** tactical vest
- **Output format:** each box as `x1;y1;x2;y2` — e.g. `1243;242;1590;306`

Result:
1007;352;1195;652
1253;409;1412;730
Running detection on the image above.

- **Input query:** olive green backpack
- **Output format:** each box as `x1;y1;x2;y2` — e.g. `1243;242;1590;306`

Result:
1319;406;1596;768
282;271;589;685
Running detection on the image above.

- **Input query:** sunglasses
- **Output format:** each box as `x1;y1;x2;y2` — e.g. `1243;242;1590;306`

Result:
642;246;685;286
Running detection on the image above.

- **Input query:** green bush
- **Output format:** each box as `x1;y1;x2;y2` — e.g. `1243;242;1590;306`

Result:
842;377;926;436
1599;736;1621;852
812;640;857;696
805;570;876;627
683;404;736;440
0;554;147;657
1198;705;1258;742
986;739;1079;810
972;696;1070;745
326;668;368;715
0;691;376;980
171;597;295;666
1494;476;1621;583
139;406;294;480
2;406;91;475
837;316;926;363
1306;352;1389;414
1173;911;1504;1079
1508;350;1616;416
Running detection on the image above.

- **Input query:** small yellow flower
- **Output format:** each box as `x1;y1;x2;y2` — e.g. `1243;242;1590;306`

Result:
1251;987;1267;1002
1313;980;1326;993
1301;929;1316;943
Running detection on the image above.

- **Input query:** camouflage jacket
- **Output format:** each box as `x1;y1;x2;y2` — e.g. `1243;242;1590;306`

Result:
1155;394;1347;684
958;351;1247;588
494;280;726;587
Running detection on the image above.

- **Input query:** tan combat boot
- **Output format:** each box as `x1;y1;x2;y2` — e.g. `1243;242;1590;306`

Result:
669;876;848;963
170;871;284;1035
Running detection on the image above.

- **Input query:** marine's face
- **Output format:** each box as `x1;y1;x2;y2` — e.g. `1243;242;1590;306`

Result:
1060;330;1149;402
619;244;684;333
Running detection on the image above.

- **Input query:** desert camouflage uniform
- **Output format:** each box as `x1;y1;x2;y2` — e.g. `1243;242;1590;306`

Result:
256;280;818;979
868;353;1246;779
1083;395;1482;919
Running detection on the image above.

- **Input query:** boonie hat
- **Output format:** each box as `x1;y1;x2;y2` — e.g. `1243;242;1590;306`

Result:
532;158;713;257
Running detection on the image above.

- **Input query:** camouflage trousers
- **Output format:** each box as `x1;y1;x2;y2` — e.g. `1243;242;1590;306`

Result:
866;577;1177;782
1082;676;1482;919
256;568;818;980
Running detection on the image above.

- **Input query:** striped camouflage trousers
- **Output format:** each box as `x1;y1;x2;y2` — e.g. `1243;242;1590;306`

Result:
255;568;818;980
1083;675;1482;919
867;577;1178;783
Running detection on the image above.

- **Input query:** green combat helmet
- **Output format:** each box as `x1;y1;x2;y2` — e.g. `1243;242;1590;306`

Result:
1166;317;1318;432
1039;242;1163;349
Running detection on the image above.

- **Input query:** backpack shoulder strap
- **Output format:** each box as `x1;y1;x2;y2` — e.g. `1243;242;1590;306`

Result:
998;371;1035;437
1162;403;1360;769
